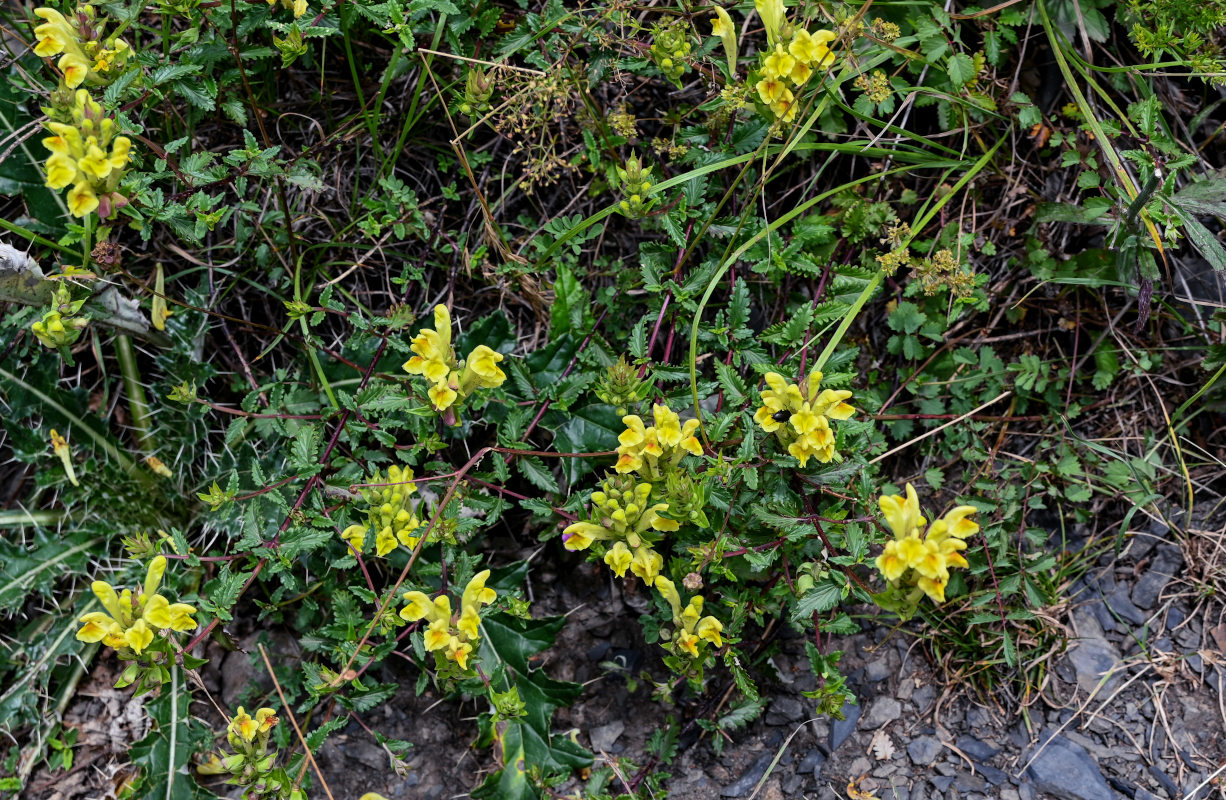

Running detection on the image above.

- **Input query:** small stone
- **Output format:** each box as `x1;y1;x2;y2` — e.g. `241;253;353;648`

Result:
955;774;987;792
829;698;862;753
721;752;774;797
866;657;893;682
799;749;827;780
1026;735;1118;800
913;685;936;713
1067;634;1123;696
1149;765;1180;798
1134;789;1162;800
955;735;998;761
887;784;910;800
931;776;955;793
782;774;802;795
590;721;624;752
965;707;990;728
1132;545;1183;610
765;696;804;725
862;697;903;729
908;736;943;766
1018;780;1036;800
850;756;871;776
977;764;1008;786
1000;789;1020;800
1103;590;1147;627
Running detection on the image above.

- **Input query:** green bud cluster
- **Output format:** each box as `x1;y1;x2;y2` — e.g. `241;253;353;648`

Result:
595;355;650;414
459;67;495;117
616;152;655;218
32;285;88;349
650;22;692;86
662;472;710;528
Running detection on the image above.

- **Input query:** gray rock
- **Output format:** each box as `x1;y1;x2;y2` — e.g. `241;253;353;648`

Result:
829;698;861;753
590;721;624;752
1135;789;1162;800
955;773;987;792
765;696;804;725
977;764;1008;785
955;735;998;761
1149;765;1180;797
798;749;827;780
866;657;893;682
931;776;955;792
1067;634;1123;695
862;697;903;729
1026;735;1119;800
913;684;936;713
887;784;910;800
721;752;774;797
1018;780;1036;800
1132;545;1183;609
965;707;991;728
782;774;802;795
1106;585;1148;626
908;736;943;766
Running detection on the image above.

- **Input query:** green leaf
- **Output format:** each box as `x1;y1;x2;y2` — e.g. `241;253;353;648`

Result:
129;667;218;800
1176;210;1226;271
516;456;560;494
946;52;976;87
1172;172;1226;217
791;576;846;621
549;403;622;485
478;614;591;779
550;264;589;337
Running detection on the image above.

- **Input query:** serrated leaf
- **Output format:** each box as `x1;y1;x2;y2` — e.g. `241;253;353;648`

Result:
516;456;560;494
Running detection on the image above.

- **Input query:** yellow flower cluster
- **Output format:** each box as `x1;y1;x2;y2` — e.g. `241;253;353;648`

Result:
562;476;680;586
228;707;278;748
32;6;130;89
76;556;197;655
615;403;704;481
755;30;837;122
43;90;132;218
656;577;723;659
341;464;423;557
400;570;497;670
403;304;507;420
753;369;854;467
874;484;979;603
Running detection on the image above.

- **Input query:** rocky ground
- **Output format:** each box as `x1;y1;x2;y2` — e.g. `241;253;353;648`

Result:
30;508;1225;800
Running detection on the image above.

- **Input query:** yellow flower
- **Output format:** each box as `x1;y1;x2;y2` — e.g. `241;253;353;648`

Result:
656;576;682;621
403;305;454;383
424;618;452;651
710;6;737;75
399;591;434;622
763;44;796;80
461;569;497;612
66;182;98;217
880;484;925;539
604;541;633;578
629;546;663;586
446;638;472;669
677;629;701;657
755;76;788;106
697;615;723;646
428;380;458;411
124;619;153;654
75;611;120;643
60;51;91;89
50;428;79;486
255;707;278;734
44;153;78;190
465;344;506;388
771;97;798;123
562;521;606;551
33;8;75;56
808;29;838;69
754;0;787;47
340;524;366;552
917;575;946;603
789;60;812;86
292;0;307;16
230;707;259;741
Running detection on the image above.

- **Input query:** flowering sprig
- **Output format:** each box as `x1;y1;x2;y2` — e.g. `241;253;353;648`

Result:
399;570;498;672
746;0;838;123
655;577;723;660
615;403;703;481
42;90;132;218
753;369;854;467
874;484;979;606
402;304;507;424
75;556;197;690
562;475;679;586
32;5;131;90
341;464;423;557
199;706;303;800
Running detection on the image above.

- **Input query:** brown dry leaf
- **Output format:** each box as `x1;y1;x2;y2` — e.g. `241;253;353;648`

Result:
847;775;881;800
1209;624;1226;654
869;728;896;761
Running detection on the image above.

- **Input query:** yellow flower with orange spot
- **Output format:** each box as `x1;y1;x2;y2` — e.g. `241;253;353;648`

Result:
398;570;497;671
754;369;854;467
874;484;979;604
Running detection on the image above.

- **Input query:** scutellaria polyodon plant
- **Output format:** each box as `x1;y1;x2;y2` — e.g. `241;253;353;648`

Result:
402;304;507;423
753;369;855;467
399;569;498;672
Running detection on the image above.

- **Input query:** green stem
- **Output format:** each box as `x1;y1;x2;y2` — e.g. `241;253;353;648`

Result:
0;510;67;528
115;334;155;454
